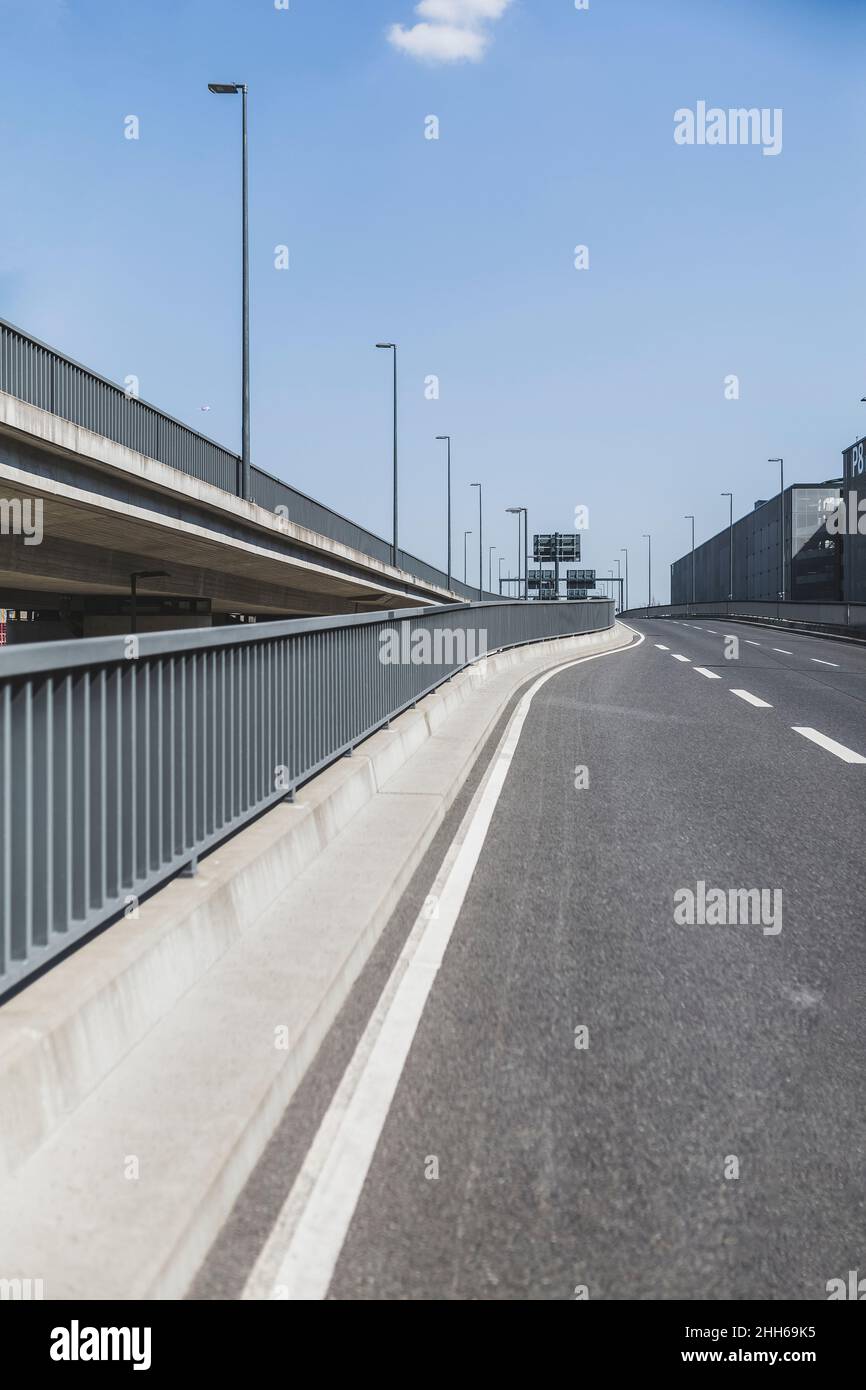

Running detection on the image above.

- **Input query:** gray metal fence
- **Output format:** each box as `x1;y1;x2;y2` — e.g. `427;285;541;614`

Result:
0;599;614;995
0;317;496;601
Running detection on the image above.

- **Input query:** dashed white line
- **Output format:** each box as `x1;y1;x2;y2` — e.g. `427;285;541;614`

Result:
810;658;839;667
693;667;721;679
730;689;773;708
772;648;793;655
692;626;704;631
745;640;761;647
792;728;866;764
655;644;670;651
705;628;717;634
671;654;691;663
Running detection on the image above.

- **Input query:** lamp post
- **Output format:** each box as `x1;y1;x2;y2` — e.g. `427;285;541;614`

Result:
435;435;452;590
208;82;250;501
463;530;472;584
685;515;695;608
471;483;483;600
642;534;651;608
375;344;399;566
621;547;629;611
498;555;505;594
488;546;496;594
506;506;527;599
769;459;785;600
721;492;734;601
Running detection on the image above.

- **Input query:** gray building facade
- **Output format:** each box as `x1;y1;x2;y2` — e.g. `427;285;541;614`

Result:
671;483;843;605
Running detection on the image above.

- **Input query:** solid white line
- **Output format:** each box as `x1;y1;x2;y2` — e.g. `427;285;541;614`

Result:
241;627;646;1301
773;648;793;655
730;689;773;708
693;667;721;679
792;727;866;764
810;658;839;667
655;644;670;651
671;653;691;663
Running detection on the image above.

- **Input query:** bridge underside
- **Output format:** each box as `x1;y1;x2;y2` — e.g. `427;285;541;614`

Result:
0;394;454;639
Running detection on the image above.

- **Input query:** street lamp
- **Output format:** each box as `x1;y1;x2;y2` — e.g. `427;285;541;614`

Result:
621;547;629;611
769;459;785;601
685;515;695;607
507;506;527;599
642;534;651;608
208;82;250;502
470;483;483;600
498;555;505;594
435;435;452;591
721;492;734;601
488;545;496;594
376;344;398;566
463;530;472;584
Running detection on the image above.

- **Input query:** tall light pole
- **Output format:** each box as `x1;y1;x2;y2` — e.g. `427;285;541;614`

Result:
376;344;398;566
498;555;505;594
507;506;526;599
208;82;250;501
721;492;733;601
621;547;629;611
769;459;785;601
488;545;496;594
471;483;483;599
463;530;472;584
642;534;651;607
685;515;695;607
435;435;452;590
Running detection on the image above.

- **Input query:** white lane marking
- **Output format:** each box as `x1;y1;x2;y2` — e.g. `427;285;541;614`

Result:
655;644;670;651
792;727;866;764
241;628;646;1301
773;648;793;655
671;653;691;663
692;625;704;631
705;628;717;634
745;640;761;646
693;667;721;679
810;657;839;667
730;689;773;708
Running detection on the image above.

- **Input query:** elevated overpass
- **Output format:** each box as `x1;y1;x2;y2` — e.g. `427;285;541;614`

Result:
0;318;497;638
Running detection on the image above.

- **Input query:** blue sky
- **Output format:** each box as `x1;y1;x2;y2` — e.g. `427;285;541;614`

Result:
1;0;864;599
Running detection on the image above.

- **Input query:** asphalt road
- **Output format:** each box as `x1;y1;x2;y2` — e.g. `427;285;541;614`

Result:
197;618;866;1301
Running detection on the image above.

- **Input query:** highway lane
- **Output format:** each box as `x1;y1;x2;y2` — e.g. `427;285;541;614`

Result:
214;621;866;1300
649;618;866;761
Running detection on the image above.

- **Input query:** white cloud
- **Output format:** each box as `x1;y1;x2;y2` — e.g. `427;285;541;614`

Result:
388;0;513;65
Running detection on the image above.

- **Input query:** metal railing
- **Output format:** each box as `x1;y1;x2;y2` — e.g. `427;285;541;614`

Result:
0;599;614;995
622;599;866;632
0;317;495;601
